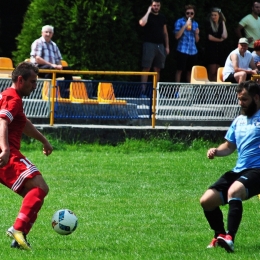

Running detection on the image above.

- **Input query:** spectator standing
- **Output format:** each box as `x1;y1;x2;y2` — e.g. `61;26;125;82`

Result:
200;80;260;252
222;38;258;83
174;4;200;83
139;0;170;96
205;8;228;81
235;1;260;52
1;62;53;250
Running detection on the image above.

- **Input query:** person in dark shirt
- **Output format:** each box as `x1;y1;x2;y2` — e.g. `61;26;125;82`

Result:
205;8;228;81
139;0;169;96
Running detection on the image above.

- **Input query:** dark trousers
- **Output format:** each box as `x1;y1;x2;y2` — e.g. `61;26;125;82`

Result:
38;65;73;80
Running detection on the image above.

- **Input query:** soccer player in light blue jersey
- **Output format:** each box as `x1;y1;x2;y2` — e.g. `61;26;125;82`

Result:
200;80;260;253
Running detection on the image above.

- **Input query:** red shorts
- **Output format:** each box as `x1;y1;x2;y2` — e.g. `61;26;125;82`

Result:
0;148;41;193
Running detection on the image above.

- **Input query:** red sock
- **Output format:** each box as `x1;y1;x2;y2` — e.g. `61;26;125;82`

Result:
13;187;46;233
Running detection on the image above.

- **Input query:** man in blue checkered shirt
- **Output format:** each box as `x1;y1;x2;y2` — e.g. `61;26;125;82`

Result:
174;4;200;82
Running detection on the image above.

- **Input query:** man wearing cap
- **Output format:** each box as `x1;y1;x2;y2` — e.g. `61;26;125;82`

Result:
222;38;258;83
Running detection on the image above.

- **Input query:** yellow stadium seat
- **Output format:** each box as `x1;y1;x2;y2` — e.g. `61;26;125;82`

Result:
42;81;71;103
61;60;68;67
190;66;211;84
97;82;127;104
70;81;99;104
217;67;231;84
0;57;13;68
0;57;14;75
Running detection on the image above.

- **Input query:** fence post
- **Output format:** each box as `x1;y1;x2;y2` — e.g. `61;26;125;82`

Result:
152;73;157;128
50;72;57;126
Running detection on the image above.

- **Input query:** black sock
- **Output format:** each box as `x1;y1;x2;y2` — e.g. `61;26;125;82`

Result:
204;207;226;238
227;199;243;241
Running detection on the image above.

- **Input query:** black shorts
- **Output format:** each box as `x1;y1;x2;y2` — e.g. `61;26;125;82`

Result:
209;169;260;204
225;73;251;83
141;42;166;69
175;51;198;71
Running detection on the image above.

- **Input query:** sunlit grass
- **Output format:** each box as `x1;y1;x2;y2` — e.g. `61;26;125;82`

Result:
0;137;257;259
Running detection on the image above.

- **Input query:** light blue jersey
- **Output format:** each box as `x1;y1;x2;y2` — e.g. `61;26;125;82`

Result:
225;110;260;172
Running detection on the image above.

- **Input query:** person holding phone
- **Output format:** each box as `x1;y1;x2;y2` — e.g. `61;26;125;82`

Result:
139;0;170;96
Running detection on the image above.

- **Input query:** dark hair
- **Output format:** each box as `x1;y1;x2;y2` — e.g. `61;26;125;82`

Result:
254;39;260;51
236;80;260;97
151;0;160;3
253;1;260;7
12;62;39;83
185;4;196;12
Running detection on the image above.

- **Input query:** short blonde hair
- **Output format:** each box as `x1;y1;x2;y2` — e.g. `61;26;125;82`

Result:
42;25;54;32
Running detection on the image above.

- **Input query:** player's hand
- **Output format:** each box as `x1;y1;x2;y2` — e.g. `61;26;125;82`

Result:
248;37;254;43
43;141;53;156
0;150;10;167
207;148;217;159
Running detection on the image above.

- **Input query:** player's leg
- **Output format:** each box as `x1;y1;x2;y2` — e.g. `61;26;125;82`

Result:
218;169;260;252
9;175;49;249
175;51;188;82
141;42;156;96
3;152;49;250
200;188;226;248
200;171;239;249
152;44;166;83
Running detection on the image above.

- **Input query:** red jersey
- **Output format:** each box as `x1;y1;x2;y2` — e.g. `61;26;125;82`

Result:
0;87;40;193
0;88;26;150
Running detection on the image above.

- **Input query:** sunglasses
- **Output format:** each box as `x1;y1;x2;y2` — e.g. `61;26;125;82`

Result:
186;12;194;15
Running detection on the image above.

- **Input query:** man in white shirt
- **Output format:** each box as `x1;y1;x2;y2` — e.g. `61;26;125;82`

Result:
223;38;258;83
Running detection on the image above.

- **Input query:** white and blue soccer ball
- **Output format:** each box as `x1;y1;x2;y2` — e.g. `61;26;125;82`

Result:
51;209;78;235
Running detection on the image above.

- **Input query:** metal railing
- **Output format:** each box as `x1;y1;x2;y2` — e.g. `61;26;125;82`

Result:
0;67;241;127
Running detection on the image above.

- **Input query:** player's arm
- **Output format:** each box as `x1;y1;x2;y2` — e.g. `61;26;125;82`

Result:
249;57;258;74
175;21;187;40
207;140;236;159
235;24;244;39
0;118;10;167
163;25;170;54
139;6;151;26
23;118;53;156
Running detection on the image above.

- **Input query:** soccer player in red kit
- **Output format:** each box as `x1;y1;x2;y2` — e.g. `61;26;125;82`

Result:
0;62;53;250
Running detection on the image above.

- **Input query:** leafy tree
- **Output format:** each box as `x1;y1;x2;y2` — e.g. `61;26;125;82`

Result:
13;0;141;80
13;0;255;82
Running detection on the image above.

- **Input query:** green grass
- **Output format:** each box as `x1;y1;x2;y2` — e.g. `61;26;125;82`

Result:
0;137;259;259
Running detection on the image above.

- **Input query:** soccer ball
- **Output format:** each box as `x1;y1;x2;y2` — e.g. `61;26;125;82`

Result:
51;209;78;235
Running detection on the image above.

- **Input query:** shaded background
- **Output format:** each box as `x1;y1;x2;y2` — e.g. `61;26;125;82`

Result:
0;0;253;82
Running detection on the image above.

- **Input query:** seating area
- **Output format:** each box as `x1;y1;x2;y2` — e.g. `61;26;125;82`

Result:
42;81;71;103
190;66;211;84
70;82;99;104
97;82;127;104
190;65;231;84
0;57;14;77
43;81;127;105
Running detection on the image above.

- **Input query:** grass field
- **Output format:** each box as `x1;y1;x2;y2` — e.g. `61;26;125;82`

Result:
0;137;259;259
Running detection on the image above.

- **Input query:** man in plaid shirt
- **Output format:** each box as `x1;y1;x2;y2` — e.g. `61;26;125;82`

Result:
174;4;200;82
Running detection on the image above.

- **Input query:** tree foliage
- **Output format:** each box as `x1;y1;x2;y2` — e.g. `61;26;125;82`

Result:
13;0;254;81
